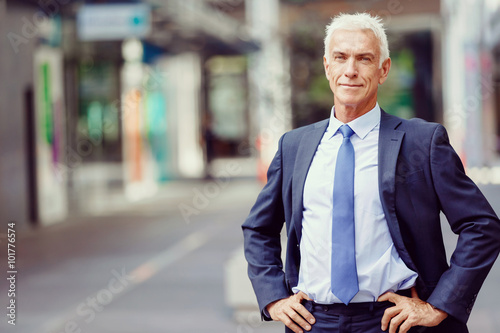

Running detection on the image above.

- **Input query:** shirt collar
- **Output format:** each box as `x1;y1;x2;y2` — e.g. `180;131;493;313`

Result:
327;103;381;140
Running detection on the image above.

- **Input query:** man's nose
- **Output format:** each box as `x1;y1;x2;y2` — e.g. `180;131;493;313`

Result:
344;59;358;78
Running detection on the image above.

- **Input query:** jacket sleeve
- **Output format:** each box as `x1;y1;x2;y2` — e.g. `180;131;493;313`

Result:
242;134;290;319
426;124;500;323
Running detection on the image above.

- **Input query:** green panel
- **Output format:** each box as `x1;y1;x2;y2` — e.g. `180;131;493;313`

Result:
41;63;53;145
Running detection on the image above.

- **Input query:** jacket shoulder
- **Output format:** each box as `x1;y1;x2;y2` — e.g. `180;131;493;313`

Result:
400;117;440;129
382;110;442;136
281;119;329;143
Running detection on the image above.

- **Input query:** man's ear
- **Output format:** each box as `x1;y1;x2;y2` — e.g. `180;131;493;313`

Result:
323;56;330;79
378;57;391;85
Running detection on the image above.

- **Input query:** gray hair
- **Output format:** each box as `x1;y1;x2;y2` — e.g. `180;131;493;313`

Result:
324;12;389;68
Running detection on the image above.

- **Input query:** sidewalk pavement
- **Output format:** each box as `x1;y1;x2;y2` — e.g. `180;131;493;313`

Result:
0;179;499;332
0;178;283;333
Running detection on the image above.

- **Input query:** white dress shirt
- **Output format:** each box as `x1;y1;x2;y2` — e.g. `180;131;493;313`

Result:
292;104;418;304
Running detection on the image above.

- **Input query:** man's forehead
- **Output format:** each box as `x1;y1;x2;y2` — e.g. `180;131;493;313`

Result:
329;29;379;52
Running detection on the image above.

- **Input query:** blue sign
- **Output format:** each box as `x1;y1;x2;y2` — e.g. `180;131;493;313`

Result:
77;4;151;41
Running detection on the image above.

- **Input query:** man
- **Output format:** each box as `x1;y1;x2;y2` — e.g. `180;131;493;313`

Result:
242;12;500;333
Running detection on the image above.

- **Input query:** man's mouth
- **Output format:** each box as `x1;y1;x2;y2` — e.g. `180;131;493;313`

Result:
339;84;362;88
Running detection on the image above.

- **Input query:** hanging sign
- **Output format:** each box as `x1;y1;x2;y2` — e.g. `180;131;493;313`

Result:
77;4;151;41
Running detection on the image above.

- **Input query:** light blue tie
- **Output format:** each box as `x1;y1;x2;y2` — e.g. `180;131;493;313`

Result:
331;124;359;305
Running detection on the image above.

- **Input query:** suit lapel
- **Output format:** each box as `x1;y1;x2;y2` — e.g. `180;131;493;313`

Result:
291;119;329;242
378;111;417;271
289;112;417;271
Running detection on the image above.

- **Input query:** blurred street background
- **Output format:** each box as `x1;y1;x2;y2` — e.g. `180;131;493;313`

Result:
1;0;500;332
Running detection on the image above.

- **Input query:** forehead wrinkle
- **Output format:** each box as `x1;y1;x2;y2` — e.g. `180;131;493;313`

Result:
328;30;380;58
330;48;378;61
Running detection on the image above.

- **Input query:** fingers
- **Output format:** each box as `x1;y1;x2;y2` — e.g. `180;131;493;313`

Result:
293;292;315;326
292;300;316;326
378;291;403;331
377;291;399;303
283;305;312;332
296;291;313;301
380;294;449;333
293;306;314;326
388;312;407;333
268;294;315;333
380;305;401;331
398;319;414;333
278;311;308;333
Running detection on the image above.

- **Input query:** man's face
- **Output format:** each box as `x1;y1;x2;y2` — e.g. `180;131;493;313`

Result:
323;29;391;112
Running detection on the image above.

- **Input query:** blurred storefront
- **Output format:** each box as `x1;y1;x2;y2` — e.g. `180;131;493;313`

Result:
6;0;500;229
1;0;292;228
0;0;68;228
441;0;500;168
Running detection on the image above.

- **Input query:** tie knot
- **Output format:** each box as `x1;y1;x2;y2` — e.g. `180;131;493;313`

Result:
339;125;354;139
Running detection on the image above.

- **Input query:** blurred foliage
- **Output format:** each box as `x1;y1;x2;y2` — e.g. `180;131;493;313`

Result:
289;14;332;128
378;48;416;119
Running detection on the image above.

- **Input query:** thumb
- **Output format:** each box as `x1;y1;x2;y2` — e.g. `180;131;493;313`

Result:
296;291;313;301
411;287;420;299
377;291;398;303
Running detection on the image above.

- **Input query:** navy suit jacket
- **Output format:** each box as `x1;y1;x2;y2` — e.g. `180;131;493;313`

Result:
242;110;500;330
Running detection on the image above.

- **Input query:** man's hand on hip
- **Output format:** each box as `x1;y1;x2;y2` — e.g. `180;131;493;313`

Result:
266;291;316;333
378;287;448;333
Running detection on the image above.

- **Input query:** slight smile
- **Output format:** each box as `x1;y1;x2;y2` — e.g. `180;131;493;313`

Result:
339;84;363;88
